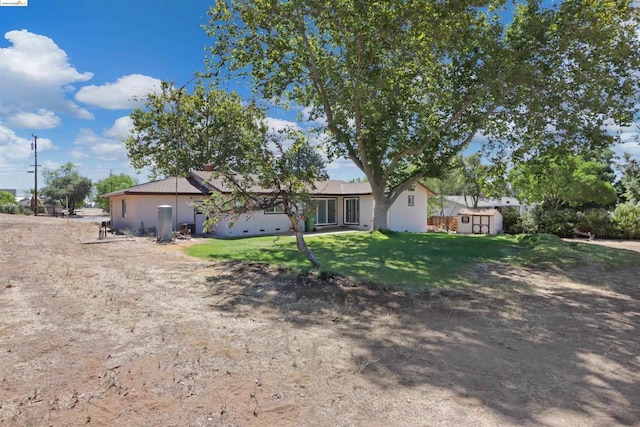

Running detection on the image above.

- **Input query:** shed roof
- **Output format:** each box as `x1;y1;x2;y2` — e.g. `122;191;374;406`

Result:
458;208;501;216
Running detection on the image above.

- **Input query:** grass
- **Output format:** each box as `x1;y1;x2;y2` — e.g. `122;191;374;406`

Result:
186;231;640;288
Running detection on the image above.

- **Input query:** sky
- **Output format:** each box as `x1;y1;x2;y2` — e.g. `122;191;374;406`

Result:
0;0;363;199
1;1;639;200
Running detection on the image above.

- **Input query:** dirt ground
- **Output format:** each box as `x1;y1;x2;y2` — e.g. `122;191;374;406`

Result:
1;214;638;427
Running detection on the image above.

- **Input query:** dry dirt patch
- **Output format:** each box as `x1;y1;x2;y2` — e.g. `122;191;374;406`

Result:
1;214;638;426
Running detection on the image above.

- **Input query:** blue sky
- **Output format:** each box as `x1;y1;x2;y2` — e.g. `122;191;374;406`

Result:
1;1;639;199
0;0;363;199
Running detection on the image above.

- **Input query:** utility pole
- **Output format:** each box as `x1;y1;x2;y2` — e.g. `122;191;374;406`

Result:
28;135;41;216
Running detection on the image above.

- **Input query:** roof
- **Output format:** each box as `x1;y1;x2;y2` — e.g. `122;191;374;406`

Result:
445;195;521;208
101;172;435;198
189;171;434;196
101;177;208;198
458;208;501;216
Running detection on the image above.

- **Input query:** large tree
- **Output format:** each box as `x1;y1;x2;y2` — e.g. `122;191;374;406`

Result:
206;0;640;230
126;80;265;178
94;173;138;211
41;163;92;215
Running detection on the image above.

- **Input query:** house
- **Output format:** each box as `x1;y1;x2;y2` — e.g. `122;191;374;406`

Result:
457;208;503;235
102;170;434;236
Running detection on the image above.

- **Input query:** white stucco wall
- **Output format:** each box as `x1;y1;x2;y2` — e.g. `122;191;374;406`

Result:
110;194;208;234
212;210;294;237
388;188;428;232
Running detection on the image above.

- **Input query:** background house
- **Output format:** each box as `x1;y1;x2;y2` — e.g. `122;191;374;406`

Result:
102;171;434;236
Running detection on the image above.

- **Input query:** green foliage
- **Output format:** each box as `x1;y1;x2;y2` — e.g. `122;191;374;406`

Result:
94;174;137;211
531;206;579;238
40;163;92;215
501;207;522;234
613;203;640;239
127;80;265;178
576;209;618;239
187;231;640;288
207;0;640;230
510;153;617;210
0;191;15;205
0;203;19;214
616;153;640;205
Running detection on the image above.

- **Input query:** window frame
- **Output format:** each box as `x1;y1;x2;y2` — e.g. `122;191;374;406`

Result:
315;198;337;225
344;197;360;225
264;203;285;214
408;195;415;207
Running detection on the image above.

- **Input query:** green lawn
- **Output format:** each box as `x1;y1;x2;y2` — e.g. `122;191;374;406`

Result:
186;231;640;288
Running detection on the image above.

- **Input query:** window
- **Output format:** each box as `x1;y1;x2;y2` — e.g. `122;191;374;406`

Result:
121;199;127;218
408;195;415;206
461;216;470;224
264;203;285;214
316;199;337;225
344;198;359;224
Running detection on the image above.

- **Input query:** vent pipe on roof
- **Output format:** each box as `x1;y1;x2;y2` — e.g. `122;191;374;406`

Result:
204;164;214;172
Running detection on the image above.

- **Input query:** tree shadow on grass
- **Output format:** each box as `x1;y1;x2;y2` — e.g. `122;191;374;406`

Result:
204;261;639;426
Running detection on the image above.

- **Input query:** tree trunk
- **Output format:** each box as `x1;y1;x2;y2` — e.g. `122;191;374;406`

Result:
369;181;392;231
372;199;391;231
288;214;319;267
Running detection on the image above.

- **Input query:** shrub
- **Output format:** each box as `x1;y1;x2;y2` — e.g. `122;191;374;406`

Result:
501;207;522;234
532;207;579;237
0;191;15;205
613;203;640;239
1;203;19;214
576;209;618;239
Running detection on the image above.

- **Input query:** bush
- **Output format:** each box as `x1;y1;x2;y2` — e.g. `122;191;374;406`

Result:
532;207;579;237
576;209;618;239
0;191;15;205
0;203;21;214
613;204;640;239
501;207;522;234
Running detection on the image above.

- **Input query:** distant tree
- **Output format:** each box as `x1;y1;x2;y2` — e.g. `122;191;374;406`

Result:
41;163;92;215
509;154;617;210
126;80;264;178
617;153;640;205
289;141;328;178
207;0;640;230
0;191;14;205
94;174;138;211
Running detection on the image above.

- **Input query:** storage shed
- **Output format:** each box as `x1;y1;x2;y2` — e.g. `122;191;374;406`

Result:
457;208;503;235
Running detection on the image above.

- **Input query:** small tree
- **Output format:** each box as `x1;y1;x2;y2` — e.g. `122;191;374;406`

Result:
613;203;640;239
95;174;137;211
201;129;327;267
617;153;640;206
41;163;92;215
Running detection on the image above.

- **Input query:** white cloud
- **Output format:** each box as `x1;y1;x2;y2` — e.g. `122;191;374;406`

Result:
104;116;134;139
71;116;133;161
6;109;61;129
75;74;161;109
0;30;93;121
0;124;55;191
263;117;300;133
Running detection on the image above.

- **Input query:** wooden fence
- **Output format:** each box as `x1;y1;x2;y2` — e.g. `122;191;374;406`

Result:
427;216;458;231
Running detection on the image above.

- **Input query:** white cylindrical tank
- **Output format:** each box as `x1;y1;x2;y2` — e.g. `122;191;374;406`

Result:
157;205;173;242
